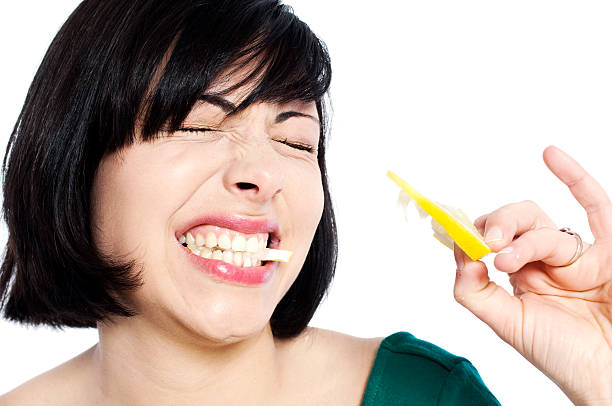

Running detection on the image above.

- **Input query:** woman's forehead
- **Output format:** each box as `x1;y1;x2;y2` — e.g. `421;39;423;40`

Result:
202;57;317;110
190;60;319;122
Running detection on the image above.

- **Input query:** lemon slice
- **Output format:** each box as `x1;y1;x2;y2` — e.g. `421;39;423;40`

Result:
387;170;491;261
258;248;292;262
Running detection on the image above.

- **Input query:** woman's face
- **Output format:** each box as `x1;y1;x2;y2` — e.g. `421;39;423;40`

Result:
91;88;323;343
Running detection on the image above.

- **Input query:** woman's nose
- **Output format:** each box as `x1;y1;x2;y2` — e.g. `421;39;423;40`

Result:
222;146;284;204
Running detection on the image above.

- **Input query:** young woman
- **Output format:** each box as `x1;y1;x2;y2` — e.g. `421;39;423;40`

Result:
0;1;610;404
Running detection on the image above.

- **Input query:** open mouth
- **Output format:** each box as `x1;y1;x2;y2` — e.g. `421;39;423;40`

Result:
177;225;277;268
174;216;282;285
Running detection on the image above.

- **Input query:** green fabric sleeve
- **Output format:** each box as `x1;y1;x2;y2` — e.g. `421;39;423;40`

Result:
437;360;500;405
361;332;501;406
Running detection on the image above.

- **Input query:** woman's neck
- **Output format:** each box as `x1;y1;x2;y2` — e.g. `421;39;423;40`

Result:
91;316;284;405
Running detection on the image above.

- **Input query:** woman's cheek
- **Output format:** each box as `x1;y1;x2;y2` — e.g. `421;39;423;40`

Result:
296;165;325;236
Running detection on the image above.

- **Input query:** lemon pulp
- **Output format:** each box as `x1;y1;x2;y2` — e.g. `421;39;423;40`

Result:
387;170;491;261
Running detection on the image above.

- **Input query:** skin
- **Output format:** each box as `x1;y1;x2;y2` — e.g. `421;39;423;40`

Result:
0;88;382;405
0;89;609;403
91;97;325;346
453;146;612;405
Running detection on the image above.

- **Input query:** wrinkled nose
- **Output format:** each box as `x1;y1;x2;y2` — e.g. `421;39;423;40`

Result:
222;145;284;204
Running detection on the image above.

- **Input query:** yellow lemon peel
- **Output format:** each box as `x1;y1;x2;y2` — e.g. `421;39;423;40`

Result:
387;170;491;261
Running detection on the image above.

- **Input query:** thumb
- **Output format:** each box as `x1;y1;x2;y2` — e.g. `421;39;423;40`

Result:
453;245;523;346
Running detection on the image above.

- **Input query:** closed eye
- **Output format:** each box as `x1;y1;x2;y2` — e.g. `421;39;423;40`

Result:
176;127;217;134
275;138;315;153
176;128;315;153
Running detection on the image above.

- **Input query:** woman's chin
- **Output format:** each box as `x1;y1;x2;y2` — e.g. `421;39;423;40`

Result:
186;318;272;346
167;298;275;345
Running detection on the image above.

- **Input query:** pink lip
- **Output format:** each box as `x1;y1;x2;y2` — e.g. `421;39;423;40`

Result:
175;214;281;285
179;247;278;285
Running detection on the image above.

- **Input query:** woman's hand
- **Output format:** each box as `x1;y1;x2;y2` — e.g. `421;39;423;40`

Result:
453;146;612;406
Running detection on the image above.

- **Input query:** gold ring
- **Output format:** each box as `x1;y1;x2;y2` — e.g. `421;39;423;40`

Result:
559;227;583;267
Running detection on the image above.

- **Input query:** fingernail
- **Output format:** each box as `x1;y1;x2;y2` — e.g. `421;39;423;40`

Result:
454;248;465;271
498;246;514;254
485;226;503;243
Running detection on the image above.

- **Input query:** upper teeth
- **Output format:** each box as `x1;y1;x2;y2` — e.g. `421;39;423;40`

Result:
178;227;269;267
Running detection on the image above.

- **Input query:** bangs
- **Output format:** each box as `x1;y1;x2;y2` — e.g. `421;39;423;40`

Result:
140;2;331;140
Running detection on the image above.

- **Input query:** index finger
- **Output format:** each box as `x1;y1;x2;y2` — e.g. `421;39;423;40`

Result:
543;145;612;240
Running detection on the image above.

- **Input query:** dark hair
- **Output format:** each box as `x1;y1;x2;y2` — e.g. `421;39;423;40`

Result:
0;0;335;339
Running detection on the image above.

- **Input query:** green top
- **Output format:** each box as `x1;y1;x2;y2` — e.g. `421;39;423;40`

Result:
361;332;501;405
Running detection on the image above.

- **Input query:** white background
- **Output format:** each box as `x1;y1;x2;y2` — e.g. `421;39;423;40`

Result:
2;1;611;405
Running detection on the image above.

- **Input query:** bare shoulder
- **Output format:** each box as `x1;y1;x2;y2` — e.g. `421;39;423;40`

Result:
0;346;97;406
303;327;383;365
277;327;383;405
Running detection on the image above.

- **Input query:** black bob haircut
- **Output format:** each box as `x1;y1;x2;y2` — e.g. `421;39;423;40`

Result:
0;0;335;339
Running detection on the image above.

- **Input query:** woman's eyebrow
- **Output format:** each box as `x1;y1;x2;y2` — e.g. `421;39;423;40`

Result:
197;94;318;124
275;111;319;125
198;94;237;112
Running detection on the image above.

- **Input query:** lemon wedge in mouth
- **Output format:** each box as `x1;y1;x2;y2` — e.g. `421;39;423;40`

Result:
387;170;491;261
259;248;292;262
